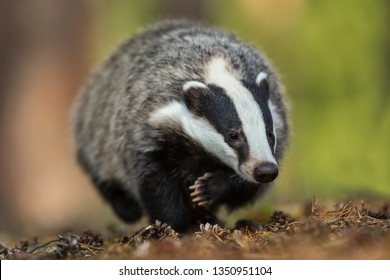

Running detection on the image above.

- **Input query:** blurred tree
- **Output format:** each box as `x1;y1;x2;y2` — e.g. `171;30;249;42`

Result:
0;0;91;233
0;0;19;230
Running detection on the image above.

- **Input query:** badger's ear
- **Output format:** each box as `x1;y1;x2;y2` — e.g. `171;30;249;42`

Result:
255;71;269;99
182;81;209;110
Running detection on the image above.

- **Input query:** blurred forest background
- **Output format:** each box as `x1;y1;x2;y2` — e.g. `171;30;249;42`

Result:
0;0;389;236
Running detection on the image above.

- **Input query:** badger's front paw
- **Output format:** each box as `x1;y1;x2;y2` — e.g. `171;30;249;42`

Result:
189;172;214;209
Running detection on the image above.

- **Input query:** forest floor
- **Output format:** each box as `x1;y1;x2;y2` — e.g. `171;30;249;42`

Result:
1;198;390;260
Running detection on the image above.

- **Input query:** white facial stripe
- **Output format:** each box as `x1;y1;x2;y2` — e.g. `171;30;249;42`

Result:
205;58;277;172
149;101;238;166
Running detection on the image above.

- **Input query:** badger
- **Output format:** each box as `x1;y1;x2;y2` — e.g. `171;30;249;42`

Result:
72;20;289;232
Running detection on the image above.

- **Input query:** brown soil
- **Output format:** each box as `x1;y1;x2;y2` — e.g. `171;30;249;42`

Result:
1;198;390;260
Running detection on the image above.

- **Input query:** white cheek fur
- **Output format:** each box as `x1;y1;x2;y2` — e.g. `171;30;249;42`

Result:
149;101;239;169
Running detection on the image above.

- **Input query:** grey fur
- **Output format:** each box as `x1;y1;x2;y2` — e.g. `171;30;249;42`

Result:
72;20;289;231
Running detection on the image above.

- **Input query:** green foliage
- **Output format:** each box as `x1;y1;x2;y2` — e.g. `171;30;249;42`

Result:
294;0;389;198
90;0;157;61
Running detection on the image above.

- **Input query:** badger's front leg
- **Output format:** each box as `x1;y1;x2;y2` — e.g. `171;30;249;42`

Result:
189;172;214;208
139;168;196;232
189;171;231;210
189;171;263;211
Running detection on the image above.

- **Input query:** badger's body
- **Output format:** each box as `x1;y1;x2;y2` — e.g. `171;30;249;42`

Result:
73;21;289;232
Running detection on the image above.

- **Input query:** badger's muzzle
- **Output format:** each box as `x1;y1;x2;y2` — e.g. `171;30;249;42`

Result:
253;162;279;183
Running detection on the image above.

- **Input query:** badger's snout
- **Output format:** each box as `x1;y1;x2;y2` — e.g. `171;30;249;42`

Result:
253;162;278;183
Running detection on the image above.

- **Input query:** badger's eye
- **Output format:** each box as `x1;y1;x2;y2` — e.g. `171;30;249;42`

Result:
227;131;239;142
266;127;275;144
267;130;274;140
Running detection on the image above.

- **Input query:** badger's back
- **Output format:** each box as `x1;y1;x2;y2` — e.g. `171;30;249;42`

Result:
72;20;289;230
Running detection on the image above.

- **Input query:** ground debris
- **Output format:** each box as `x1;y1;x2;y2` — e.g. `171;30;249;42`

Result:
364;202;390;220
0;238;37;260
0;230;105;260
79;230;104;247
266;210;296;233
1;200;390;259
194;223;233;242
311;198;390;232
120;220;179;247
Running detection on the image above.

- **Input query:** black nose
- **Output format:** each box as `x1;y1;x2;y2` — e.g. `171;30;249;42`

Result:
253;162;278;183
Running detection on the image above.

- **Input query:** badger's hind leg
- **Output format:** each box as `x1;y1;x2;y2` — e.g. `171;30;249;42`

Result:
77;152;143;223
96;179;143;223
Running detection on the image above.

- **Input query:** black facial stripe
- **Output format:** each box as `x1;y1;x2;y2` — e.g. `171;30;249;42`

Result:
235;138;249;166
191;84;240;132
242;80;274;149
190;84;249;163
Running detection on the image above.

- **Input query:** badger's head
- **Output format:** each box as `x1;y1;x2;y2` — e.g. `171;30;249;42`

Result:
150;57;282;184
